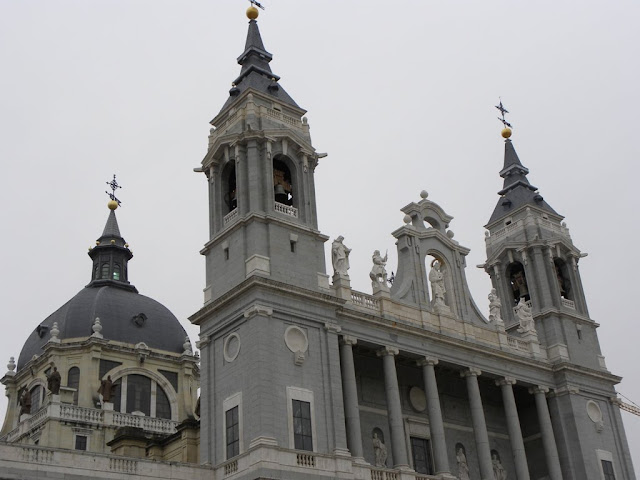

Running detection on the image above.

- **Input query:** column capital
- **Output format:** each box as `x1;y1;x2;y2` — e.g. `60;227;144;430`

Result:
324;322;342;334
243;304;273;319
417;356;439;367
460;367;482;378
376;346;399;357
529;385;550;395
496;376;517;387
340;335;357;346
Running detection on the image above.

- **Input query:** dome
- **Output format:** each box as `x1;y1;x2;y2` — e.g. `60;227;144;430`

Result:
18;285;188;370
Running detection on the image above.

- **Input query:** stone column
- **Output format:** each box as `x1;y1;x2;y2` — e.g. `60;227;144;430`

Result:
497;377;530;480
461;368;493;480
323;322;349;454
530;386;563;480
377;346;409;468
417;357;450;475
340;335;363;459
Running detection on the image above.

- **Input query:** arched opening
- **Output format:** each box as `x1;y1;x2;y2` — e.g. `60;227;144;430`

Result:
507;262;529;305
112;378;122;412
126;374;151;416
222;162;237;213
156;385;172;419
273;157;293;206
67;367;80;405
113;264;121;281
554;258;572;300
30;385;44;413
93;264;99;280
101;263;110;279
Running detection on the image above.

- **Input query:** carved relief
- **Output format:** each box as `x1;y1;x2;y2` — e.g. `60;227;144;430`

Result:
284;326;308;366
223;332;241;363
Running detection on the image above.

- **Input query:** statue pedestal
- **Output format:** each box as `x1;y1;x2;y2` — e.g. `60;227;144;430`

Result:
332;274;351;301
49;393;61;404
102;402;114;411
372;281;390;296
520;330;542;358
59;386;76;404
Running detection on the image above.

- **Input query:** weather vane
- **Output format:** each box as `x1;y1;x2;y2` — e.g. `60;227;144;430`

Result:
105;174;122;206
495;99;512;129
249;0;265;10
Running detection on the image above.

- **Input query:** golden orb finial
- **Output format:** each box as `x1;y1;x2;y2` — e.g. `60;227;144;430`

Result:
501;127;512;139
246;5;259;20
108;199;119;210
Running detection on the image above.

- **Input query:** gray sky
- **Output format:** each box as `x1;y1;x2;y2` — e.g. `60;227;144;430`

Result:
1;0;638;470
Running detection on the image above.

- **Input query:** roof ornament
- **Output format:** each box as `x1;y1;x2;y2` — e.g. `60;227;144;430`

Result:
247;0;264;20
495;99;513;138
105;174;122;209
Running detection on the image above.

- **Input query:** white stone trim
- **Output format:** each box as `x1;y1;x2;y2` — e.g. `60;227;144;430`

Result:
286;386;316;452
595;449;617;480
223;392;243;459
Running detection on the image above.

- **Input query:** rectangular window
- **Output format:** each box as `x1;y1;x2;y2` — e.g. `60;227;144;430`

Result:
411;437;434;474
602;460;616;480
226;406;239;459
75;435;87;451
292;399;313;451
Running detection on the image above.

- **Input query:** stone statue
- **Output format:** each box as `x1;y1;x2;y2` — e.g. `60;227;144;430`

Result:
19;388;31;415
456;446;470;480
46;366;61;394
97;375;116;405
331;236;351;276
429;260;447;307
369;250;388;286
488;288;504;325
372;432;388;467
492;452;507;480
515;297;535;333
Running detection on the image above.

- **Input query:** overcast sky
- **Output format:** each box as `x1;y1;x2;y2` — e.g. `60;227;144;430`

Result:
1;0;638;470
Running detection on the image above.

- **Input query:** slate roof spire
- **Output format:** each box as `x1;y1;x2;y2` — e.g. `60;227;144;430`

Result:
487;130;560;225
87;200;136;292
218;10;300;113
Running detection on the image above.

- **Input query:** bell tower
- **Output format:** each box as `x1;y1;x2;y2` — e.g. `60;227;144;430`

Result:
483;124;602;369
197;7;329;304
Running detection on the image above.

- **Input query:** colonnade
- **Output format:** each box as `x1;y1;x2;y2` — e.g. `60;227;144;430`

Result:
339;337;564;480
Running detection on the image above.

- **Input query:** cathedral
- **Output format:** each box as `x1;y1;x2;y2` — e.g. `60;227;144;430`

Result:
0;5;636;480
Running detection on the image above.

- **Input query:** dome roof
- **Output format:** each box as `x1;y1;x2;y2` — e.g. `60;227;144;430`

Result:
18;285;188;370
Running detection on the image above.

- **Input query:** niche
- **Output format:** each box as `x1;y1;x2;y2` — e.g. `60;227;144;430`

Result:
507;262;529;305
273;157;293;206
554;258;572;300
222;162;237;213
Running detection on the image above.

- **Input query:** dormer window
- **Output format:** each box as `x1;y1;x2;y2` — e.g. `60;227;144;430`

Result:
113;264;121;281
101;263;110;279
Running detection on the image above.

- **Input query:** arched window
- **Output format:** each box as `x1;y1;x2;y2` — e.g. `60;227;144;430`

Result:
67;367;80;405
93;264;99;280
113;264;121;281
507;262;529;305
554;258;572;300
101;263;110;279
126;374;151;416
112;378;122;412
156;385;172;419
273;158;293;206
30;385;44;413
223;162;237;213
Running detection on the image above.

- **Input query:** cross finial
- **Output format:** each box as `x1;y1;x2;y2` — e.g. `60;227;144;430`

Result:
105;175;122;206
495;99;512;129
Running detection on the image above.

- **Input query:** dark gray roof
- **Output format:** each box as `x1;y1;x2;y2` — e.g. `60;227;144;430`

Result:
218;19;300;114
18;285;187;370
487;139;560;225
101;210;121;238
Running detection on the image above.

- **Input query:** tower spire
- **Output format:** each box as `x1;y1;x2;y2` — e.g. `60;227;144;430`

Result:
87;176;136;292
486;105;560;225
217;7;300;114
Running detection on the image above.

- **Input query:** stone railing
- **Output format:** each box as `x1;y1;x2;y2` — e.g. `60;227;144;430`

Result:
489;220;523;241
538;218;570;237
370;467;399;480
60;405;104;424
27;405;49;430
296;452;316;467
224;208;239;225
113;412;178;434
561;298;575;309
224;459;238;476
274;202;298;218
109;457;137;473
351;291;380;310
264;107;300;128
